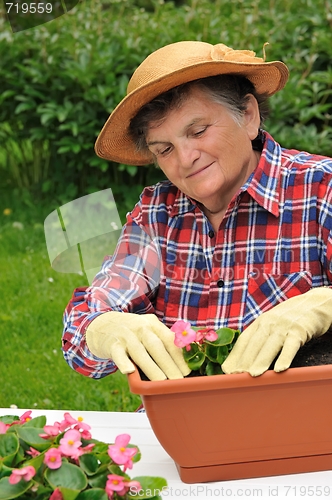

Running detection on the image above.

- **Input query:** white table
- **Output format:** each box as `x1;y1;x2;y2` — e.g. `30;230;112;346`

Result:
2;408;332;499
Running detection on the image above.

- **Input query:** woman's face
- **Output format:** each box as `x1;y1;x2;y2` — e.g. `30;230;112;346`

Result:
145;87;261;213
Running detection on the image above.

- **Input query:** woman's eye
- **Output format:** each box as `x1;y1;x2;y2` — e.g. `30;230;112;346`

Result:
192;127;207;137
159;146;172;156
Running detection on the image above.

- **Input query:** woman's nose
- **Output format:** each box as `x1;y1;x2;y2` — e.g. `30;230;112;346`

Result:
176;142;200;169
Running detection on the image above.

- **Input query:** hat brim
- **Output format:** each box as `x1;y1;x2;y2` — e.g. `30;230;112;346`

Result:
95;59;288;165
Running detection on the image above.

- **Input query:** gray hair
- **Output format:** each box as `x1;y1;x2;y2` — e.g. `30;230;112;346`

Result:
129;74;270;155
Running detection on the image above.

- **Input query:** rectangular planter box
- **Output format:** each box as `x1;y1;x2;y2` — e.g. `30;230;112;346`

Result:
128;365;332;483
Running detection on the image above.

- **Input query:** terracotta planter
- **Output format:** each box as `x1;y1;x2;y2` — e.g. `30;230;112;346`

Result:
128;365;332;483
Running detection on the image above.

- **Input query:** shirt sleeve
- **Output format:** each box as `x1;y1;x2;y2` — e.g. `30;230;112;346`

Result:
62;202;162;379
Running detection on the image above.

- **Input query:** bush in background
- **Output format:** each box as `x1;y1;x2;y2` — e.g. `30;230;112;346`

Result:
0;0;331;215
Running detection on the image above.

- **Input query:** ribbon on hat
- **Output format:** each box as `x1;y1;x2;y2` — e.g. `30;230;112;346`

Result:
210;43;264;64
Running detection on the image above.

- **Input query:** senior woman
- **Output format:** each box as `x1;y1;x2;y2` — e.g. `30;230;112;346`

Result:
62;41;332;382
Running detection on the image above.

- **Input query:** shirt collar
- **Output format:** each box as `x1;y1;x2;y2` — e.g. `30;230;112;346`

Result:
244;131;281;217
169;131;282;218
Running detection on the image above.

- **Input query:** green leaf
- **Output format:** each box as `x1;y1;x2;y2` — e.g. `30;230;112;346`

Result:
23;416;47;428
11;447;24;468
0;434;19;466
119;164;138;177
205;344;219;363
71;144;81;154
59;486;81;500
79;454;99;476
182;343;200;361
0;476;33;500
45;462;88;492
129;476;167;499
92;454;109;467
0;464;13;480
233;330;241;344
23;450;45;473
217;345;229;365
107;464;123;476
89;442;108;454
86;469;108;489
205;361;223;376
186;351;205;371
15;102;36;114
0;418;18;426
40;113;55;125
15;427;50;452
0;90;16;105
140;497;163;500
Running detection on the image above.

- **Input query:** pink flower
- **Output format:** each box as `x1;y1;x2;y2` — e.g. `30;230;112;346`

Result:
203;329;218;341
26;447;40;458
81;443;95;453
196;327;218;343
50;488;63;500
127;480;142;494
9;466;36;484
74;416;91;432
79;428;92;440
108;434;137;471
205;330;218;341
171;320;197;348
11;411;33;426
105;474;127;498
58;429;82;459
40;422;61;439
59;413;91;438
105;475;142;499
59;412;77;432
44;448;62;469
74;423;91;440
19;411;33;423
0;421;9;434
195;329;205;343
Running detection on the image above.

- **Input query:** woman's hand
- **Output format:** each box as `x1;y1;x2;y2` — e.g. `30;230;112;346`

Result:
85;312;191;381
222;287;332;376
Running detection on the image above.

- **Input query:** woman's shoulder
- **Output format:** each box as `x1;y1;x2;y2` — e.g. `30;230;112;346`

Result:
140;179;180;204
138;180;185;213
281;147;332;173
129;180;183;227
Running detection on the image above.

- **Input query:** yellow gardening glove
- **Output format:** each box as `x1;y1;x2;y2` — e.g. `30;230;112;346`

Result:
222;287;332;377
85;311;191;381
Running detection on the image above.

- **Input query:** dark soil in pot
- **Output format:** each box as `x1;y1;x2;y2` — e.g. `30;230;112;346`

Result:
289;330;332;368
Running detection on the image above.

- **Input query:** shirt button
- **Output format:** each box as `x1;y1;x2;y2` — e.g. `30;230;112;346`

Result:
208;230;215;238
217;279;225;288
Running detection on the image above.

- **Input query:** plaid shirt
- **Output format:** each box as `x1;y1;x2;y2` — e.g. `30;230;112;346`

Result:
63;131;332;378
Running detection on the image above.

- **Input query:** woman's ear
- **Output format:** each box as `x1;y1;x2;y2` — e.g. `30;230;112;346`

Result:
244;94;261;140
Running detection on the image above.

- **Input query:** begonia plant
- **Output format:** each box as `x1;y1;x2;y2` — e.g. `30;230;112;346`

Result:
0;411;166;499
171;320;240;376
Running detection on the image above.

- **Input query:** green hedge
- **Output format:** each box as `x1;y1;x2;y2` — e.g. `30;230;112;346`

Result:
0;0;331;213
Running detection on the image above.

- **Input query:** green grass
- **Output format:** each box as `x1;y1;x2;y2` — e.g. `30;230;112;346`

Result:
0;193;141;412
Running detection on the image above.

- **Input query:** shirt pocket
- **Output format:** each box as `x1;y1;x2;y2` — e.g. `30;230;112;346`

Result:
243;269;312;328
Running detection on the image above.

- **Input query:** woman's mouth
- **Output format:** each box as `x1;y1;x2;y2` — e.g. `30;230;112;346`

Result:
186;163;213;178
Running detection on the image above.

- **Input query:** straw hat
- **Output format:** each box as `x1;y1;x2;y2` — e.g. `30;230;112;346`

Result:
95;40;289;165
